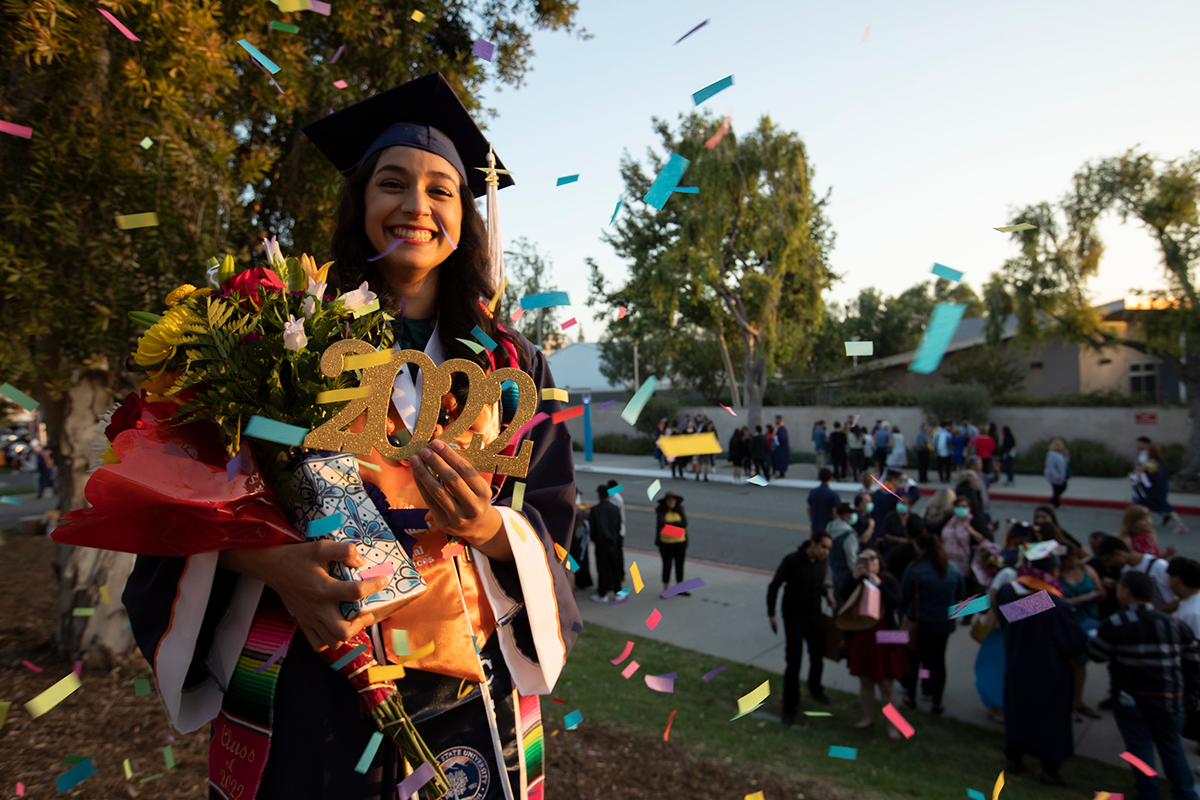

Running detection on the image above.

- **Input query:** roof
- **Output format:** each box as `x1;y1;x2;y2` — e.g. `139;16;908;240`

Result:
543;342;623;392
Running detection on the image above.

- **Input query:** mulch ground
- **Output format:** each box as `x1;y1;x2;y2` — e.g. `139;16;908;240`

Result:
0;534;822;799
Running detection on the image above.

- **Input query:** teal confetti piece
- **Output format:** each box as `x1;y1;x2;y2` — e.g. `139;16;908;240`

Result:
237;39;281;74
391;629;410;656
354;731;384;774
329;643;367;671
609;199;623;225
908;303;967;374
556;174;579;186
673;186;699;193
269;20;300;33
470;325;498;351
746;475;769;486
620;375;659;426
692;74;733;105
0;382;38;411
163;745;175;769
134;678;151;696
306;513;344;538
931;263;963;282
643;154;690;210
243;415;309;446
606;484;623;495
566;554;580;573
520;291;571;310
56;758;96;792
828;745;857;760
0;496;21;505
967;791;986;800
457;337;487;354
949;594;991;619
563;709;583;730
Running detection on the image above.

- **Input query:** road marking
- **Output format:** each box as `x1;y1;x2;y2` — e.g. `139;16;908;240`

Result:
624;504;810;532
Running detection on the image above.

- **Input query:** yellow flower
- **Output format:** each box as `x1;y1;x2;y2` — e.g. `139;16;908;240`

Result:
100;446;120;466
140;368;181;402
165;284;198;307
134;305;204;367
299;254;333;290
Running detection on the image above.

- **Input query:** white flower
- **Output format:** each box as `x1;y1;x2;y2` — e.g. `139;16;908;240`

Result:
262;235;284;266
306;279;327;304
283;314;308;352
339;281;377;312
301;295;317;319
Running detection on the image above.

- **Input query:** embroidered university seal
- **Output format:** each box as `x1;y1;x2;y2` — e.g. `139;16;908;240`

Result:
436;746;491;800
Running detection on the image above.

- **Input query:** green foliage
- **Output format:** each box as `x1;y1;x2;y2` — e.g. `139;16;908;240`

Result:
917;384;992;424
634;396;681;437
942;346;1026;395
1014;438;1134;478
571;434;655;455
1164;443;1186;474
994;390;1172;407
500;238;567;351
831;388;920;407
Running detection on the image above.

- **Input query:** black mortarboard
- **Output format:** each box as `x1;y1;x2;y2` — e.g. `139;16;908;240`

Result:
302;73;514;198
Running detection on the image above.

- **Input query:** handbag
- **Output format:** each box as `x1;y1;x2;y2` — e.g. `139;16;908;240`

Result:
899;569;919;651
835;581;882;631
970;613;995;644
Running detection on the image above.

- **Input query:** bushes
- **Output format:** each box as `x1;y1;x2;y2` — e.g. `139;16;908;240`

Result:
917;385;992;426
832;388;919;407
1013;438;1134;478
633;396;681;437
994;391;1177;408
571;434;656;456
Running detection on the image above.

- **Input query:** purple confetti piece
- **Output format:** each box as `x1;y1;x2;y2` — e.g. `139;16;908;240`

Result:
608;596;630;606
999;589;1055;623
702;666;727;682
673;18;709;45
471;38;496;62
329;44;345;64
644;673;675;693
367;236;403;262
875;630;909;645
396;761;436;799
661;577;705;598
594;399;617;410
433;213;457;250
253;641;288;673
225;446;247;482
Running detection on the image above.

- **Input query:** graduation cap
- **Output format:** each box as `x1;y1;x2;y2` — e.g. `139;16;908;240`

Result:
301;73;514;199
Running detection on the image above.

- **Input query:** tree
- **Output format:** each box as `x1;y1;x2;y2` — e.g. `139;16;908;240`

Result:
941;347;1026;396
987;148;1200;486
501;237;567;351
0;0;582;660
595;112;835;425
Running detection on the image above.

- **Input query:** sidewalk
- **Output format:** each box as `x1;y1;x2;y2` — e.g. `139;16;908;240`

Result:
576;546;1172;771
575;452;1200;514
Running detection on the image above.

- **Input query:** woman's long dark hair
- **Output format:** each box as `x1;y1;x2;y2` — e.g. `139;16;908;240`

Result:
914;533;949;577
328;149;529;386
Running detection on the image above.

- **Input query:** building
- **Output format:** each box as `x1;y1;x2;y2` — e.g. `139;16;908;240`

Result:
543;342;625;401
866;301;1184;402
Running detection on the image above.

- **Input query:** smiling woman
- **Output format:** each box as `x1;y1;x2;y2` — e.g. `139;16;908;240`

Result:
118;74;579;800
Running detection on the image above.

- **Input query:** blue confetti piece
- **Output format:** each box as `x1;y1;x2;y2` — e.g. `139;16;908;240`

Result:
673;186;699;193
692;74;733;105
967;791;986;800
643;154;690;210
237;39;281;74
470;325;497;351
746;475;770;486
909;303;967;375
243;415;309;446
610;199;623;224
354;732;384;774
306;513;344;538
329;643;367;671
56;757;96;793
620;375;660;426
606;484;624;495
828;745;857;760
949;594;991;619
563;709;583;730
931;262;963;282
520;291;571;310
0;496;21;504
566;554;580;572
556;174;579;186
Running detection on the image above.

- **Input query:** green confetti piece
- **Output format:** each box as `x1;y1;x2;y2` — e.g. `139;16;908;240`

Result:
456;337;487;355
163;745;175;769
63;754;89;765
123;758;132;780
0;382;38;411
269;20;300;33
139;136;153;149
72;607;96;617
139;773;164;783
133;678;151;696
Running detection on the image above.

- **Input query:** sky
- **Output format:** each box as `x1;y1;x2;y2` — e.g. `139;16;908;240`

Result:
475;0;1200;342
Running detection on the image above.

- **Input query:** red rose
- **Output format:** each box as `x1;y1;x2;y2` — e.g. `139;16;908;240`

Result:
105;392;145;443
223;267;286;309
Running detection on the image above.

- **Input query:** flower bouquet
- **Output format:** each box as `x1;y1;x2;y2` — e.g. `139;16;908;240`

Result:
55;238;449;796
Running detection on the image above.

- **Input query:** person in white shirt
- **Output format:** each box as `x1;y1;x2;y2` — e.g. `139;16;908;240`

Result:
1168;556;1200;637
1096;535;1177;611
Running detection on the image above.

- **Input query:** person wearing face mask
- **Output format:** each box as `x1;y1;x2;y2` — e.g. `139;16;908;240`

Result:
853;491;877;545
828;503;870;603
881;494;925;555
899;535;966;714
941;494;988;598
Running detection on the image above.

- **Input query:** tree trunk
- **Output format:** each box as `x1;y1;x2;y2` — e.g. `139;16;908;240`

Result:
1175;364;1200;492
743;345;767;429
715;326;741;407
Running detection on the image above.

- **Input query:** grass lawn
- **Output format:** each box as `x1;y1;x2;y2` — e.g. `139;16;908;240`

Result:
0;485;35;495
544;623;1132;800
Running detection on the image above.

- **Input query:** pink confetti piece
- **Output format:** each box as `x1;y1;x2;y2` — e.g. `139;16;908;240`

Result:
702;666;727;682
512;307;526;323
645;609;662;630
1095;793;1124;800
329;44;345;63
358;562;395;580
560;317;577;330
919;668;931;679
861;24;871;43
999;590;1055;623
663;709;677;741
875;630;909;645
333;79;348;89
644;673;675;693
610;641;634;665
852;414;861;427
253;641;288;674
720;404;737;416
870;473;903;500
1120;751;1157;777
621;660;640;679
0;120;33;139
441;543;465;559
309;0;331;14
22;660;42;673
16;782;24;797
704;115;732;149
510;411;549;441
881;703;915;739
73;661;83;678
617;307;627;319
97;7;141;41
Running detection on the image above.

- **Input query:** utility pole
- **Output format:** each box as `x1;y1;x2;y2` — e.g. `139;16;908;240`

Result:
633;340;640;388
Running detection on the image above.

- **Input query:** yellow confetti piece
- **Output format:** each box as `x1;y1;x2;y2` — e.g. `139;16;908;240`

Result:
343;351;394;370
24;672;82;718
512;481;526;513
732;680;769;720
993;771;1005;800
554;542;568;562
99;585;111;605
393;641;435;664
367;665;407;682
745;793;765;800
0;701;10;728
631;562;644;593
72;607;95;617
657;432;722;458
123;758;132;779
354;458;381;472
541;387;568;402
278;0;311;9
488;278;508;313
316;386;372;403
115;212;159;230
411;9;425;21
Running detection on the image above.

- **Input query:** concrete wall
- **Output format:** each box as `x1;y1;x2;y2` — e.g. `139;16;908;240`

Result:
562;402;1190;458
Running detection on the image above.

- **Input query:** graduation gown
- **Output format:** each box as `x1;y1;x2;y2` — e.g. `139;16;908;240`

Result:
996;582;1087;762
772;425;790;474
123;328;580;799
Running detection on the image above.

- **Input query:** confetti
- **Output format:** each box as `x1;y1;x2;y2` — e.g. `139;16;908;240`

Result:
134;677;151;695
610;201;623;225
631;562;645;593
391;630;410;656
511;307;526;323
674;186;699;194
844;341;874;356
1119;752;1157;776
720;404;737;416
662;578;704;597
646;479;662;501
919;668;931;679
594;399;617;410
0;383;38;411
804;711;832;717
163;745;175;769
1094;793;1124;800
73;607;95;617
645;609;662;630
472;38;496;62
733;680;769;719
870;473;904;500
13;782;21;797
333;79;348;89
138;136;153;149
563;709;583;730
99;585;111;604
358;562;395;580
692;75;734;106
663;709;678;741
97;8;140;41
0;702;9;728
309;0;331;14
269;20;300;33
244;415;309;446
511;481;526;513
829;745;858;760
566;554;580;572
306;513;344;538
278;0;310;9
606;483;623;495
881;703;915;738
560;317;577;330
328;643;368;671
931;263;963;282
950;594;990;618
998;590;1055;623
621;660;640;679
470;325;498;351
746;475;770;486
367;236;404;262
21;660;42;673
673;19;710;44
556;174;579;186
657;432;721;457
660;524;686;540
861;24;871;43
909;302;967;374
702;666;727;682
329;44;345;63
123;758;133;779
876;630;909;644
645;673;675;693
237;39;281;74
0;496;21;505
55;758;96;793
705;115;732;149
551;406;584;424
397;761;437;798
611;645;635;673
745;794;764;800
354;731;384;774
411;10;425;21
355;458;381;472
115;212;160;229
0;121;33;140
342;350;395;369
993;771;1005;800
24;672;82;718
644;154;690;210
995;222;1037;232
